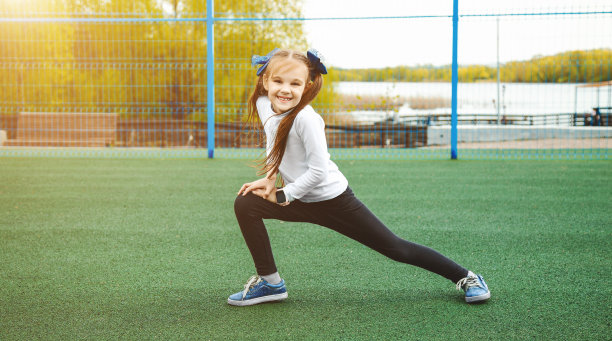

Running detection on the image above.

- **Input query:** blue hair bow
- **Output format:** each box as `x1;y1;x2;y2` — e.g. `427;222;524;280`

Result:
251;48;279;76
251;48;328;76
307;48;328;75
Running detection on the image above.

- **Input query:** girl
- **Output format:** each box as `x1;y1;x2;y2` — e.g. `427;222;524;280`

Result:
228;48;490;306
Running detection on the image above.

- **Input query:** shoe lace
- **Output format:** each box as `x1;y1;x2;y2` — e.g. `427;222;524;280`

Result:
242;275;262;299
456;275;479;291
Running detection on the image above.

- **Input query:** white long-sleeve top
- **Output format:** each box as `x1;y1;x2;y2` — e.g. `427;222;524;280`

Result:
257;96;348;203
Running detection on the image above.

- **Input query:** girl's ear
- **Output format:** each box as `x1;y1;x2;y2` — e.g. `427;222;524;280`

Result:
262;75;269;91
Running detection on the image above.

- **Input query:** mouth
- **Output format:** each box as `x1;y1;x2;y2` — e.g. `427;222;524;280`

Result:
277;95;292;103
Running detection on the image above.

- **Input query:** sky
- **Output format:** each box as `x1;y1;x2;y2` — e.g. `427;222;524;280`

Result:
302;0;612;68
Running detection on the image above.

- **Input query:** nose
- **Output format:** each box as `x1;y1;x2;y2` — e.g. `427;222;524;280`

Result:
280;83;291;94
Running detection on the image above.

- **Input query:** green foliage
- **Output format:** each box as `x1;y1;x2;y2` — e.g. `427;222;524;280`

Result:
332;49;612;83
0;0;306;123
311;66;342;114
1;2;610;125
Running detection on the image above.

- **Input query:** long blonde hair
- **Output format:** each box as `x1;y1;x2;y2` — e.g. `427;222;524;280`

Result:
247;49;324;177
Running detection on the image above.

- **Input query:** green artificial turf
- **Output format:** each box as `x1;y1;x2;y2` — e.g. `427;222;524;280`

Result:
1;157;610;340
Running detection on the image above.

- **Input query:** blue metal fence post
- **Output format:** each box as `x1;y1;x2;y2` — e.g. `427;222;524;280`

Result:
451;0;459;159
206;0;215;158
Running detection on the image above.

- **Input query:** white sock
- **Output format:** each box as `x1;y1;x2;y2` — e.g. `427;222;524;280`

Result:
261;272;282;285
467;270;476;278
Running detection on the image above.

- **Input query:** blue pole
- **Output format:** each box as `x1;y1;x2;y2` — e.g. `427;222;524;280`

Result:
451;0;459;159
206;0;215;158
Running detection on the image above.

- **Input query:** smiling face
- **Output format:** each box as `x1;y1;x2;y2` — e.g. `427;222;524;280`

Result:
263;58;309;114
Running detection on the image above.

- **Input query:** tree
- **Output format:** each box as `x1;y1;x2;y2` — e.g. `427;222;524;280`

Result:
0;0;308;123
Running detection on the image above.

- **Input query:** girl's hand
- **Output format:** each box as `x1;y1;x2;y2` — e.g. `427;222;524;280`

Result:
252;188;277;204
238;176;276;199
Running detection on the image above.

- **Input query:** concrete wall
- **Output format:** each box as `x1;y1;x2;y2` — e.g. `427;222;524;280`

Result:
427;125;612;145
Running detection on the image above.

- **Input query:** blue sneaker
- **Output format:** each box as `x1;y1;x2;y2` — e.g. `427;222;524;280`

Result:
456;274;491;303
227;275;288;306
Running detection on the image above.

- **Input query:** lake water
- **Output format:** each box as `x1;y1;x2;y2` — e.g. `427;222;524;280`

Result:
334;81;611;124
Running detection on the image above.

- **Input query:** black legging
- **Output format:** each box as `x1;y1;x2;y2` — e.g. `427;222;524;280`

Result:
234;186;468;283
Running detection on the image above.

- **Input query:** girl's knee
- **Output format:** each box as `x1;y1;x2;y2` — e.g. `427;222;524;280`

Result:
234;194;249;214
234;193;259;216
380;238;417;264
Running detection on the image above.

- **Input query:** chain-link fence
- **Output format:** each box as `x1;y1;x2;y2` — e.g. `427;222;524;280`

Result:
1;0;610;159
